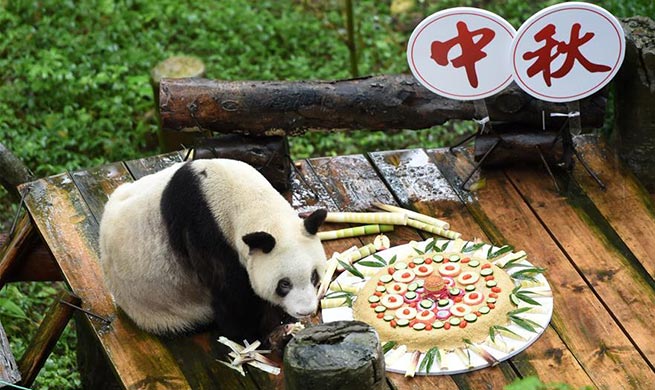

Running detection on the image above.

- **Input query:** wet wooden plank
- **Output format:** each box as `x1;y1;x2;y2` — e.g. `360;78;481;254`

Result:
506;166;655;365
431;148;655;390
124;151;186;179
573;136;655;280
1;320;20;385
19;174;192;390
70;158;261;390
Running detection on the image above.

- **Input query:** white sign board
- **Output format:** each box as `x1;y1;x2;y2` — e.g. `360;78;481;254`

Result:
407;7;516;101
511;2;625;103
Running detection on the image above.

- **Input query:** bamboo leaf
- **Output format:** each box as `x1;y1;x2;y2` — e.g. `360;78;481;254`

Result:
508;307;533;316
501;255;529;269
382;341;397;354
388;254;397;265
510;316;539;333
511;267;546;281
424;239;436;253
489;245;514;259
514;292;542;306
493;325;522;340
462;242;485;253
413;247;425;255
337;260;365;279
373;254;387;265
435;241;449;253
358;260;386;268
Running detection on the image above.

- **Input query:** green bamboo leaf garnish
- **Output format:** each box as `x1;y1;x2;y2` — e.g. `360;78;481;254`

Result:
373;254;387;265
424;239;436;253
337;260;365;279
511;286;542;306
462;242;485;253
382;340;397;354
323;289;355;307
511;267;546;281
388;254;397;265
418;347;439;373
501;255;529;269
435;241;449;253
488;245;514;259
413;247;425;255
358;260;386;268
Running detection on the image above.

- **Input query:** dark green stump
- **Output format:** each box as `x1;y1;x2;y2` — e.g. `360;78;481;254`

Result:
284;321;387;390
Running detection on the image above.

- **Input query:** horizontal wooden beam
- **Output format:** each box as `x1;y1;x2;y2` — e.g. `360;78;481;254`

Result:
159;74;606;135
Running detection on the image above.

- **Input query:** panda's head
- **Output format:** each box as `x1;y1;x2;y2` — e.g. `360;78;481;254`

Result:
241;209;327;319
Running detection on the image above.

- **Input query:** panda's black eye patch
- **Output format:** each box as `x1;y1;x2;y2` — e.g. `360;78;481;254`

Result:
276;278;292;297
311;269;320;287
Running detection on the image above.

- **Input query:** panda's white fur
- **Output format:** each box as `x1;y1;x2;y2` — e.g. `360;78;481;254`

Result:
99;158;327;339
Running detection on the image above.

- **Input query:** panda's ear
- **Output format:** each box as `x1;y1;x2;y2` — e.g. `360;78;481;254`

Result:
242;232;276;254
303;209;327;235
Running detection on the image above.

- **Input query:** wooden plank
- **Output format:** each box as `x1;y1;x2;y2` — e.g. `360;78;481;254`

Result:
124;151;185;180
431;148;655;390
308;154;517;390
17;292;80;387
573;136;655;280
20;174;192;390
70;158;260;390
372;149;576;389
506;166;655;365
1;215;60;287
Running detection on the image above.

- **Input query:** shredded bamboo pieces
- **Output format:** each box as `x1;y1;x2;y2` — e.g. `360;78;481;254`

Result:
216;337;280;376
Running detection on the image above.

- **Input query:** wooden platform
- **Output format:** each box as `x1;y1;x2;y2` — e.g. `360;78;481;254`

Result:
9;134;655;389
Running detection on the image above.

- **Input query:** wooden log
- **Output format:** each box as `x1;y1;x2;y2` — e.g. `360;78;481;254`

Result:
0;142;33;201
17;293;81;387
283;321;387;390
150;55;212;152
1;319;20;386
159;75;606;135
192;135;291;192
613;17;655;191
474;132;564;166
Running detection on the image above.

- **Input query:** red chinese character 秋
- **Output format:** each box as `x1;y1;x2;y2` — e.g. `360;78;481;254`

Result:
431;21;496;88
523;23;611;87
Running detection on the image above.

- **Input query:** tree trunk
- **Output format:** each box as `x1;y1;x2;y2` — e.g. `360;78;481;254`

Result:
159;75;606;135
613;17;655;191
0;143;33;201
474;132;564;167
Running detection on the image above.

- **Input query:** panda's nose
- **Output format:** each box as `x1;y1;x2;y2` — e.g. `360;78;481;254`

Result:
295;309;315;318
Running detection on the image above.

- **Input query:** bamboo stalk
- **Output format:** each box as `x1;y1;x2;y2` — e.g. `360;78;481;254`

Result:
406;219;461;239
317;224;394;241
325;212;407;225
373;202;450;230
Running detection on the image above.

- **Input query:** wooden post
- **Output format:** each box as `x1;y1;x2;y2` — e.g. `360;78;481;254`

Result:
17;292;81;387
284;321;387;390
150;56;210;152
613;17;655;191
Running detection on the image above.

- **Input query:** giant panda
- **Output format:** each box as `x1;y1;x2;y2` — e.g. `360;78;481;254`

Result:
99;158;328;342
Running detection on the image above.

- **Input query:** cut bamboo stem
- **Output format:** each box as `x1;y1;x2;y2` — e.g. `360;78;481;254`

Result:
406;219;461;239
318;224;394;241
325;212;407;225
373;203;450;230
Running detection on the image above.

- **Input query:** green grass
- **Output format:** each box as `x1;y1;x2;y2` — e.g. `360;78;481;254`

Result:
1;0;653;388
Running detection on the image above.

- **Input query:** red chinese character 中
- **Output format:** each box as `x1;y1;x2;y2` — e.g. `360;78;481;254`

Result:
431;21;496;88
523;23;611;87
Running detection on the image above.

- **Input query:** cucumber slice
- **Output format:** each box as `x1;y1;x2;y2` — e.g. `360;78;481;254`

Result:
449;317;462;326
405;291;418;300
468;260;480;267
396;318;410;327
383;314;394;322
412;322;426;331
374;305;387;313
420;299;433;309
437;299;450;307
433;321;445;329
478;306;491;314
413;257;425;265
464;313;478;323
480;268;494;276
393;262;408;270
368;295;380;303
449;288;461;296
379;275;393;283
449;255;461;262
375;285;387;293
434;255;444;263
486;297;497;304
486;280;498;288
407;282;419;291
465;285;476;292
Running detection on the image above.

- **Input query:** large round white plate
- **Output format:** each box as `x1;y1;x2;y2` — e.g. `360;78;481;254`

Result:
321;239;553;375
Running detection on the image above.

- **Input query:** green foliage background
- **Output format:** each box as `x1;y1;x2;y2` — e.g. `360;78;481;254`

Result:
0;0;652;388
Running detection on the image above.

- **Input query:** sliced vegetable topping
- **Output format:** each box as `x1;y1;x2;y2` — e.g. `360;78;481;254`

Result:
393;269;416;283
380;294;404;309
439;263;462;277
395;307;417;320
449;303;472;317
457;271;480;285
463;291;485;306
414;264;434;277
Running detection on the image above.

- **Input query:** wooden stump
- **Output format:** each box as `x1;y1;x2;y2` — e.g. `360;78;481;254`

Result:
150;56;210;152
614;17;655;191
283;321;387;390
